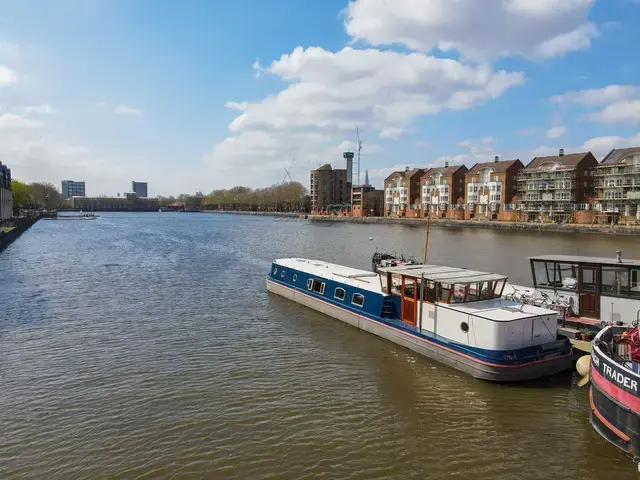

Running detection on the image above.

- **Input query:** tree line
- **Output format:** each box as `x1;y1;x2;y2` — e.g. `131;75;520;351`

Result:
10;179;310;213
11;180;66;212
159;182;310;212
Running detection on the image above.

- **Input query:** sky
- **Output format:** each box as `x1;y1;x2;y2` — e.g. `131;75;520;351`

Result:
1;0;639;197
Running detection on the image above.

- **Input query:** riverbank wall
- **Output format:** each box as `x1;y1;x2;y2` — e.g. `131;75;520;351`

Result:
201;210;640;235
0;215;48;253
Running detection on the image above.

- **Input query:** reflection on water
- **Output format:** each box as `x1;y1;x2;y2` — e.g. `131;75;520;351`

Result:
0;213;637;479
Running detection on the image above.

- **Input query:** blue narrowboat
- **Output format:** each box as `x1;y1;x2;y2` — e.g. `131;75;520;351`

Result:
266;258;572;381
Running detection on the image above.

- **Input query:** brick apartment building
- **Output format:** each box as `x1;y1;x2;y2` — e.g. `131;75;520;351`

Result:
593;147;640;222
517;149;598;223
465;157;523;221
0;161;12;222
310;164;349;212
421;163;467;219
384;167;426;217
351;185;384;217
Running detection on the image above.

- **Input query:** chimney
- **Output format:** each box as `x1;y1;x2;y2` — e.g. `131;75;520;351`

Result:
559;148;565;157
405;166;409;172
494;155;499;163
445;161;449;168
616;250;622;263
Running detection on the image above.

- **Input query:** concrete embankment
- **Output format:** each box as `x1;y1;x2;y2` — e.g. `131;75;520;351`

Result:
202;210;640;235
0;216;47;253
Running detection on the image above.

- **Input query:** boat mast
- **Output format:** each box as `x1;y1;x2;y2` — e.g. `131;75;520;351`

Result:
423;215;431;264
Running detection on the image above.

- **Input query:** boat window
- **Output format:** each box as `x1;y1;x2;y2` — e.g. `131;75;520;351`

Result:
281;270;285;278
452;284;467;303
554;263;578;290
460;322;469;333
293;274;297;282
532;261;554;287
601;267;629;296
334;288;346;301
421;280;436;303
482;281;496;300
352;293;365;307
437;283;452;303
631;269;640;298
581;269;597;292
307;279;313;290
273;267;278;276
311;279;325;296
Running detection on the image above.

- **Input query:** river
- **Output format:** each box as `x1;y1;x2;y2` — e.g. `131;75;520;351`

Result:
0;212;637;479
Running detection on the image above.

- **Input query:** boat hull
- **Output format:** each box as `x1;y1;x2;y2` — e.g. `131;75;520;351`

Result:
267;278;572;382
589;338;640;462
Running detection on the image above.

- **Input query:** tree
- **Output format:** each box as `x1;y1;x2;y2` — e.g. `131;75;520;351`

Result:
10;180;33;211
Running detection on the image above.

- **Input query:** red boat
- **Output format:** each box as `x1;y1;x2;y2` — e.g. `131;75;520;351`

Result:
588;319;640;469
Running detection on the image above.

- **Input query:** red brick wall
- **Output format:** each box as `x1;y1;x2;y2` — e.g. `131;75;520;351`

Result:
574;210;595;224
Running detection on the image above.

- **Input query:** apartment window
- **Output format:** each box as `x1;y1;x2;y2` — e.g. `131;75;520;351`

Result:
334;287;346;301
352;293;365;307
497;184;501;192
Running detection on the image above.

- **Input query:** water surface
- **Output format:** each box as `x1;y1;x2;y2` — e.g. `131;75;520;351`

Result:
1;213;637;479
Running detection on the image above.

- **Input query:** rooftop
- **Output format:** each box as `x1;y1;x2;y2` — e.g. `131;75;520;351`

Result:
524;152;590;171
599;147;640;166
529;254;640;267
424;165;466;177
466;159;522;175
274;258;383;293
376;264;507;284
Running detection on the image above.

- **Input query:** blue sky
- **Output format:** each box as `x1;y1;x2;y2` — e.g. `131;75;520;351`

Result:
0;0;639;196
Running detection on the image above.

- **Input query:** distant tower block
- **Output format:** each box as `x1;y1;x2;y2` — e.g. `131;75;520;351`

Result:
343;151;354;186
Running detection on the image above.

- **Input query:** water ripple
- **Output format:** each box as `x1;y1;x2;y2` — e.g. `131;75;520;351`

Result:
0;213;637;479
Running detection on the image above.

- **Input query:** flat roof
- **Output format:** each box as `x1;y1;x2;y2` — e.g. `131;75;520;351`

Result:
274;258;384;293
529;255;640;267
376;264;506;284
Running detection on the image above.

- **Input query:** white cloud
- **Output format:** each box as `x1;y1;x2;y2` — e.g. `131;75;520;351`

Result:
550;85;637;105
114;104;145;116
23;104;57;115
587;100;640;124
579;132;640;156
205;46;524;187
95;100;107;107
0;65;17;86
546;126;567;139
0;113;43;129
530;131;640;160
252;59;264;79
345;0;597;60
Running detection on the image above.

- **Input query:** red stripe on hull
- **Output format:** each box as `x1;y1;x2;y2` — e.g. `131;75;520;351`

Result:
591;365;640;413
589;387;631;444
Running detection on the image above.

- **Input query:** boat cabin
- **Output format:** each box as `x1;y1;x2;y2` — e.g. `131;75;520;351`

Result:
379;264;507;326
529;253;640;324
376;263;559;352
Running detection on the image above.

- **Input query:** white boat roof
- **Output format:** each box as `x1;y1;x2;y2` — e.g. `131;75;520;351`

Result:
274;258;384;293
529;254;640;267
444;298;557;322
376;264;507;284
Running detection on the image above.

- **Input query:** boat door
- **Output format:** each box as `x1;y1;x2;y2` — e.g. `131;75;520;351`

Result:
578;265;600;319
401;276;417;325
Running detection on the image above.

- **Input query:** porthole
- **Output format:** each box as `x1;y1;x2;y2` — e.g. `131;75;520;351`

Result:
281;270;285;278
273;267;278;275
461;322;469;333
293;274;297;282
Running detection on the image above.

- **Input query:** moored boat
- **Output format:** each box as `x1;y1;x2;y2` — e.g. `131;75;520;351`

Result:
266;258;572;381
587;322;640;468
